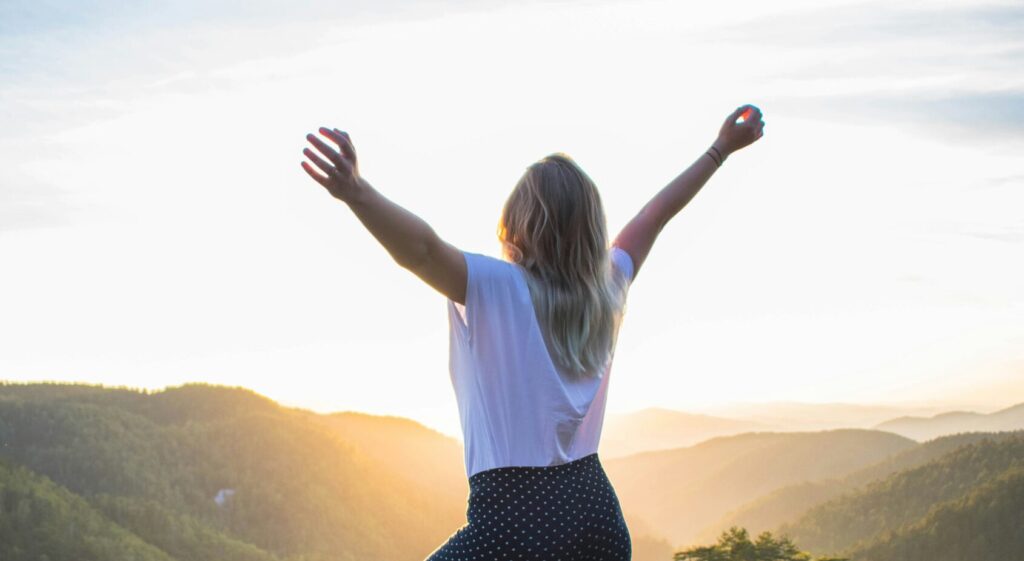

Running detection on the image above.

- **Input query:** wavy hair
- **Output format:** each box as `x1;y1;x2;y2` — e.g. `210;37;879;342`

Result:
497;153;628;378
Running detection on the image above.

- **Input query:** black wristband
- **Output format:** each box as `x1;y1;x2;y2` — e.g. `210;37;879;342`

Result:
705;150;721;167
709;145;726;164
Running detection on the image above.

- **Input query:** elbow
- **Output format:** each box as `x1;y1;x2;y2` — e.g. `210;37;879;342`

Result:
637;202;669;232
394;237;435;272
640;206;669;237
394;246;429;272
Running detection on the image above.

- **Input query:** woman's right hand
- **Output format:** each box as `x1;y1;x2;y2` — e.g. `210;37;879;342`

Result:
713;104;765;156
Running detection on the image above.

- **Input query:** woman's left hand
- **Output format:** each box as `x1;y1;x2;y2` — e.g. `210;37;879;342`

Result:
301;127;369;204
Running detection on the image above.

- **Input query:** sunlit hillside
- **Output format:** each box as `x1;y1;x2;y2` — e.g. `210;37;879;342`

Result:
697;431;1022;543
0;383;467;561
602;430;916;546
316;411;467;498
2;382;1022;561
782;434;1024;557
600;408;774;458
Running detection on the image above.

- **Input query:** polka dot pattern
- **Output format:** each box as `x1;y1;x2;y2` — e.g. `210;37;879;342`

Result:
425;453;631;561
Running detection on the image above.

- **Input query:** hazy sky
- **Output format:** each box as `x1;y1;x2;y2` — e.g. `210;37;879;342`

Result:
2;0;1022;439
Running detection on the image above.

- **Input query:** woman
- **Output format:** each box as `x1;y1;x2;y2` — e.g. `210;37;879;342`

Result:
300;104;765;561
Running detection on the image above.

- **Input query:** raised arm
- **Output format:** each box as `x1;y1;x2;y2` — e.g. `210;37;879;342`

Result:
612;105;765;280
301;127;468;304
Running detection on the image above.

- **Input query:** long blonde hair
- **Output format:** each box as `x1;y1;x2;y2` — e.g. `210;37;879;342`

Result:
498;153;628;378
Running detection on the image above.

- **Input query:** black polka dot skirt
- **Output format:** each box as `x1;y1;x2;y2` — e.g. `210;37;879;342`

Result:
425;452;631;561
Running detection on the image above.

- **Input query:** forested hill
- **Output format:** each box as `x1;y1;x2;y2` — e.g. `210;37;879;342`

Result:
850;465;1024;561
780;432;1024;560
697;431;1019;542
3;382;1022;561
0;382;467;561
0;459;179;561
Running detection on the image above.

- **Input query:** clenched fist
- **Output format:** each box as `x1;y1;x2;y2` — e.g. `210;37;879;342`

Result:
714;104;765;157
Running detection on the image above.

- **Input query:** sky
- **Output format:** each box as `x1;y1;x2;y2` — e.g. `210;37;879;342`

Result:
1;0;1022;439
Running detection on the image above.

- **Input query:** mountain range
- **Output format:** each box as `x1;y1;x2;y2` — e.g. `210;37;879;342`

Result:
873;402;1024;441
0;382;1021;561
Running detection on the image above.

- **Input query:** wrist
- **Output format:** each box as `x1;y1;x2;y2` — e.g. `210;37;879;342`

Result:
703;141;727;168
340;178;373;207
711;139;732;159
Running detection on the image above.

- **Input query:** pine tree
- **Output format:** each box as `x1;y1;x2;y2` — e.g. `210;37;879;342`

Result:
675;527;848;561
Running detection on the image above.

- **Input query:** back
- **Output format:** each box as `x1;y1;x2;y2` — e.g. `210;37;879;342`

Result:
446;246;635;478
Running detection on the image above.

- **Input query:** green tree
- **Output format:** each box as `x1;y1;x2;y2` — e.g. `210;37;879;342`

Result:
675;527;848;561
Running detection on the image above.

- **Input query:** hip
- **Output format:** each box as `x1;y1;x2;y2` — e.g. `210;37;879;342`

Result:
426;453;631;560
466;452;626;524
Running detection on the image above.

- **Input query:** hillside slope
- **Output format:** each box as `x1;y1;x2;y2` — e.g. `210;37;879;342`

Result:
0;382;467;561
781;433;1024;556
602;429;915;546
0;459;175;561
600;407;772;458
698;431;1015;541
848;465;1024;561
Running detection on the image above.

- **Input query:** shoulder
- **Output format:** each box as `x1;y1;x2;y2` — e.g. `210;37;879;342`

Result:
463;251;519;282
462;251;524;302
453;251;524;341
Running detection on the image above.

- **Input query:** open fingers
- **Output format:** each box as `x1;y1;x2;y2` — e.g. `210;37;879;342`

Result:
306;133;348;169
320;127;357;163
303;147;336;177
301;161;331;187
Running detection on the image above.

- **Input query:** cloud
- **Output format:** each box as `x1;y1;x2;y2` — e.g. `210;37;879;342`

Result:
0;178;81;233
719;2;1024;47
769;89;1024;140
715;1;1024;141
0;0;521;37
960;227;1024;244
978;174;1024;189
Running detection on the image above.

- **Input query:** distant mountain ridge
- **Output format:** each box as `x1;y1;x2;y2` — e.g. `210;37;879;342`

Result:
600;407;773;458
602;428;915;546
702;401;953;431
565;401;1020;458
466;400;1005;458
2;382;1021;561
874;402;1024;440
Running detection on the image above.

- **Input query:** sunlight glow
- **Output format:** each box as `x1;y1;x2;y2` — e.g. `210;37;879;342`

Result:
1;0;1022;439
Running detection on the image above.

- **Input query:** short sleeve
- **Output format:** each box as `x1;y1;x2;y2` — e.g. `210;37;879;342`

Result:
610;246;635;284
448;250;519;345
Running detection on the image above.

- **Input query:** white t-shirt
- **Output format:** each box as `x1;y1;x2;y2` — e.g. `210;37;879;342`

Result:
446;246;635;478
